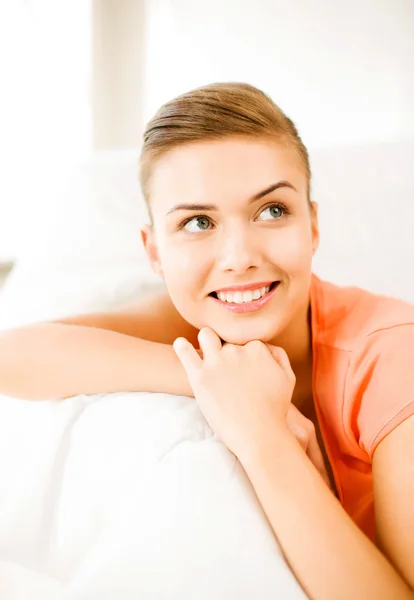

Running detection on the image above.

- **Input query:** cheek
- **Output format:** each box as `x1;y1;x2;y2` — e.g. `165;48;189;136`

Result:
268;224;313;269
161;247;192;274
157;240;210;295
158;243;213;329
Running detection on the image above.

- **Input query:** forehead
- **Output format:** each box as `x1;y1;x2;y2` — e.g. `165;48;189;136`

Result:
149;137;306;212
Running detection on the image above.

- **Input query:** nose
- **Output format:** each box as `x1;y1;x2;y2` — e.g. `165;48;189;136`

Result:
216;223;262;275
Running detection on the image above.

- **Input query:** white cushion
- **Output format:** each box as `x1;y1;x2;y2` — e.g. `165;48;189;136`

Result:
0;391;306;599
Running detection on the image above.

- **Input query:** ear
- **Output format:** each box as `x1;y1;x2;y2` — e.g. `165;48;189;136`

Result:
141;224;164;278
310;201;320;255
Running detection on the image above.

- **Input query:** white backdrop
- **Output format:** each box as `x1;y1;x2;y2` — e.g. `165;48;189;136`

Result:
0;1;91;262
0;0;413;296
143;0;414;150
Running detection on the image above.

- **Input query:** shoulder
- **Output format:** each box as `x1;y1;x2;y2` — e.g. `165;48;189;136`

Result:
311;274;414;457
346;321;414;457
310;273;414;351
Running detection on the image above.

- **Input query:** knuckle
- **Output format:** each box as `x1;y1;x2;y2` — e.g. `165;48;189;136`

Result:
295;428;308;446
222;344;239;360
295;423;307;438
274;346;287;360
223;343;236;354
306;419;316;436
286;419;307;443
246;339;264;352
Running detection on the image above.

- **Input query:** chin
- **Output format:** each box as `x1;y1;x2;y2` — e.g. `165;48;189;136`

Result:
215;324;279;346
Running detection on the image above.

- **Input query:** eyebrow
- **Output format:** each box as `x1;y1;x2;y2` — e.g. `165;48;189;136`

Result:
165;181;297;215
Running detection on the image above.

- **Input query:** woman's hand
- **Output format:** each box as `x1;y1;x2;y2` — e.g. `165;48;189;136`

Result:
173;327;296;461
174;327;332;490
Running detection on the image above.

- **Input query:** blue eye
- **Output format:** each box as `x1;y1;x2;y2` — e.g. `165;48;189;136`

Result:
182;215;212;233
257;203;288;221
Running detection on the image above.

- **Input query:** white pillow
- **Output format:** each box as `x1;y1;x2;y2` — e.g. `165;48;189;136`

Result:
0;391;306;599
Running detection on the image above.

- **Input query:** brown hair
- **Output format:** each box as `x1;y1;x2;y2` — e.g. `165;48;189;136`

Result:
139;82;311;214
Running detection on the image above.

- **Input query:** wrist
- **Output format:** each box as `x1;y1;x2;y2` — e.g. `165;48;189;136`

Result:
147;342;195;397
237;422;294;471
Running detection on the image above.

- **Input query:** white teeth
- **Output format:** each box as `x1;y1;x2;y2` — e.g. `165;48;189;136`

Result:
216;284;273;304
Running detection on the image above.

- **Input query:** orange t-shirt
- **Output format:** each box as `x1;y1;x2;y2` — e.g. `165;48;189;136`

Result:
309;273;414;541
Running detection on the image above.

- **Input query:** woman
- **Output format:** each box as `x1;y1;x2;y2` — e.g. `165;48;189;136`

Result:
1;83;413;598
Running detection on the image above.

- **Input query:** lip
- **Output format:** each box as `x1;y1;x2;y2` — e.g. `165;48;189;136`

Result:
209;281;281;314
212;280;275;294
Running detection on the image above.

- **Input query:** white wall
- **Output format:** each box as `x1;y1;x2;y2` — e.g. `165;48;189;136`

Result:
0;1;92;262
143;0;414;150
1;0;413;264
92;0;146;150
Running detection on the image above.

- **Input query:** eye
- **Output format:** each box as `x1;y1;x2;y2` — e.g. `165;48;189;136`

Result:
256;203;289;221
181;215;212;233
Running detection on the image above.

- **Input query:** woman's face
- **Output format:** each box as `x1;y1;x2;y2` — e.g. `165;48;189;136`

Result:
142;137;319;345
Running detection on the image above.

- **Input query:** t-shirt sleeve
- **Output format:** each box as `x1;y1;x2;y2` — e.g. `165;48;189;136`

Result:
346;323;414;459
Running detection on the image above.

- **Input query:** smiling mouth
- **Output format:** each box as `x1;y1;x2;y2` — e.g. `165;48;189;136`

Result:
209;281;279;304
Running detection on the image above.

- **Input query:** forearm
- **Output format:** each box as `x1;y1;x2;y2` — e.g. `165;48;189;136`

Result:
239;430;412;600
0;323;193;401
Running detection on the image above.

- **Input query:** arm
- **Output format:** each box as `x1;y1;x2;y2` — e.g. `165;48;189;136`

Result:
0;290;198;401
57;290;199;345
173;331;413;599
239;417;414;600
373;414;414;589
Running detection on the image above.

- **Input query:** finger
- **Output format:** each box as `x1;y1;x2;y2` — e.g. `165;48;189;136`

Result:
286;405;332;489
285;405;309;451
305;427;332;489
306;430;328;473
197;327;222;361
173;337;203;372
306;433;325;471
266;344;295;380
308;443;332;489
